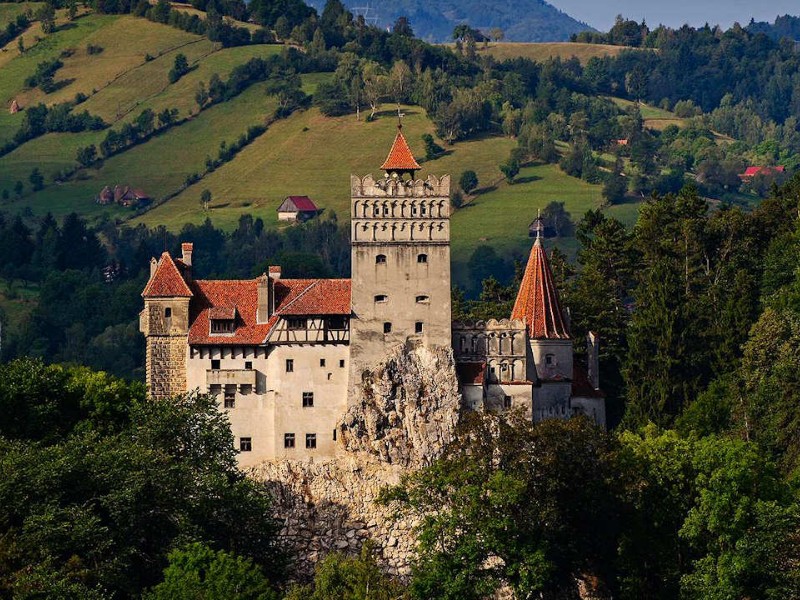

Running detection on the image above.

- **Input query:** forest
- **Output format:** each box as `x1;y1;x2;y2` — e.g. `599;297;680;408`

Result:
2;0;800;598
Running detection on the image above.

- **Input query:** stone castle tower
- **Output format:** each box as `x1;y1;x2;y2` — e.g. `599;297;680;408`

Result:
139;243;194;399
348;126;452;395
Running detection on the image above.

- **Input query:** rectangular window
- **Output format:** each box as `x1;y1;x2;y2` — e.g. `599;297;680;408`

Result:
239;437;252;452
164;307;172;318
383;322;392;334
240;384;252;395
211;359;220;370
245;361;253;370
333;428;337;441
286;359;294;373
211;319;235;334
415;322;424;334
504;395;512;409
224;385;236;408
302;392;314;407
305;433;317;449
339;359;345;368
209;384;221;396
320;358;326;367
287;318;307;330
326;316;347;330
284;433;295;448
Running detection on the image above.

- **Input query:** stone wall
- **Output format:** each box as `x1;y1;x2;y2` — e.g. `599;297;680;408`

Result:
251;343;461;579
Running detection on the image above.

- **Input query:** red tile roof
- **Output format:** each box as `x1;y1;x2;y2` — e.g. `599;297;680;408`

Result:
278;196;318;212
276;279;351;315
142;252;193;298
188;278;351;345
381;127;421;172
741;166;785;178
511;238;570;339
456;361;486;385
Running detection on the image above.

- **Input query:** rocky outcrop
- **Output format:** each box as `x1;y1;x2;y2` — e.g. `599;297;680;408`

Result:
252;344;462;578
340;344;461;468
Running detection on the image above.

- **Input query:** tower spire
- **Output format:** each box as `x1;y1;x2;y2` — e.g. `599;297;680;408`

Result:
381;125;420;178
511;237;570;339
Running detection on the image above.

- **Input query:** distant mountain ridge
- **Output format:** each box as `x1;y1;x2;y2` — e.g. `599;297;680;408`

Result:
305;0;595;42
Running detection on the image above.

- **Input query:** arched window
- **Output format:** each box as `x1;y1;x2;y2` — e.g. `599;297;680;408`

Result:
376;254;387;264
374;294;388;303
417;253;428;264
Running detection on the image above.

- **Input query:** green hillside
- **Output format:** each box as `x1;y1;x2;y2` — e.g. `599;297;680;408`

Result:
0;6;636;288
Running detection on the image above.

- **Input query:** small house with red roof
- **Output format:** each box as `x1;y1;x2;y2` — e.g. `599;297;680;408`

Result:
277;195;319;221
739;165;786;180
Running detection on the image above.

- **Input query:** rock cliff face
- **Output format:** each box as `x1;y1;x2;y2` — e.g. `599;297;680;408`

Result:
340;344;461;468
251;343;461;578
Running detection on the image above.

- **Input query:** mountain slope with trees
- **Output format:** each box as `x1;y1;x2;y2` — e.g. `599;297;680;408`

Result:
305;0;594;42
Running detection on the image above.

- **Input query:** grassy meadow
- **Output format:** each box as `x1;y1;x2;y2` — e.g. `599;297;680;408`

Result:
475;42;641;64
0;8;638;290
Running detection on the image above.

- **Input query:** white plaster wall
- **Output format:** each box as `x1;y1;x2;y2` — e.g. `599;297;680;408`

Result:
570;397;606;428
186;343;349;466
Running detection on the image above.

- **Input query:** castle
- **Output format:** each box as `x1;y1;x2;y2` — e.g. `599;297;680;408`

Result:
140;128;605;467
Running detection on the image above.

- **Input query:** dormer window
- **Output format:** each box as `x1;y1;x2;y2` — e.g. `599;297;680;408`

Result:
210;319;235;334
209;306;237;335
376;254;387;264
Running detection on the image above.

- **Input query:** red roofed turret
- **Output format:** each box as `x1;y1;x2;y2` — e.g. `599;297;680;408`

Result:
381;125;421;176
142;252;193;298
511;237;570;340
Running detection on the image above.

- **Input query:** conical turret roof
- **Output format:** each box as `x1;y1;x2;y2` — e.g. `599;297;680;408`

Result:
511;237;570;339
381;126;420;172
142;252;193;298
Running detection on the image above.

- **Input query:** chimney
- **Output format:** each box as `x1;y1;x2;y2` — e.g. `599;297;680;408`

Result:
257;274;271;324
150;257;158;278
587;331;600;390
181;242;193;267
267;266;280;315
268;265;281;280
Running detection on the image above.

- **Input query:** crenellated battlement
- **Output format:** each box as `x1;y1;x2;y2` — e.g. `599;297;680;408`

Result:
350;174;450;200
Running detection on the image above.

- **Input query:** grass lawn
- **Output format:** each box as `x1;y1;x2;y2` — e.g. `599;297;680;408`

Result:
169;2;263;33
133;104;515;231
475;42;643;65
14;16;204;111
450;162;606;284
6;82;279;221
0;2;44;27
0;13;118;145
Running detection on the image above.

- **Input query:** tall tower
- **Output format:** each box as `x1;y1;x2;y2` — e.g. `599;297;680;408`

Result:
348;127;452;392
511;235;573;419
139;248;193;399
